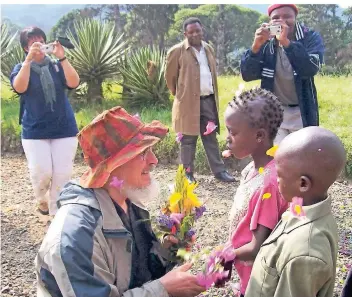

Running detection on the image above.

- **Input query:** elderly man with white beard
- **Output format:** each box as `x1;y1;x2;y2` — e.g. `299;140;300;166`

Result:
35;106;205;297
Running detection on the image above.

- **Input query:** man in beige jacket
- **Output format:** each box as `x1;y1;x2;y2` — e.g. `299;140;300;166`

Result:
165;17;235;183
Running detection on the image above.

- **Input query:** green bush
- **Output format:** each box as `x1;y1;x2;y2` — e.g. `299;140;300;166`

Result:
119;46;171;108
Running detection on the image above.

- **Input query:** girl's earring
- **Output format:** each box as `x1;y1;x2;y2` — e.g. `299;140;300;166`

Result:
258;138;262;143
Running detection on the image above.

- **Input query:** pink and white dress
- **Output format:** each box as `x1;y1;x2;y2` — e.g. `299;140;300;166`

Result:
229;159;288;295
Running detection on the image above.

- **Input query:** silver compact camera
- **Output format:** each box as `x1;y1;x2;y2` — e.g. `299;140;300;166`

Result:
268;24;282;36
40;43;54;54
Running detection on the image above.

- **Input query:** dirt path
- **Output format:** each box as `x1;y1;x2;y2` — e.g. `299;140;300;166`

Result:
1;155;351;296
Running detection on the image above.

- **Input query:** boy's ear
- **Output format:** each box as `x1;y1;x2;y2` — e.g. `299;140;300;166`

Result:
256;129;267;143
299;175;311;192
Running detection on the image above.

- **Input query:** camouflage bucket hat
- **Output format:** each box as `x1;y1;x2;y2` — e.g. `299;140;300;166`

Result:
78;106;169;188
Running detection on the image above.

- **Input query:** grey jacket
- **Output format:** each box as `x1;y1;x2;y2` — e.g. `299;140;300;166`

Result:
35;181;171;297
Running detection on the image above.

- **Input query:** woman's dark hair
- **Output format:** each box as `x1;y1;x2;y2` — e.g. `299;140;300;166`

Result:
20;26;46;51
183;17;202;31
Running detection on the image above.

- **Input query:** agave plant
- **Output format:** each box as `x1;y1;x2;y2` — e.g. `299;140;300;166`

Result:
66;18;127;104
119;46;170;108
1;43;25;81
1;24;25;82
1;23;17;58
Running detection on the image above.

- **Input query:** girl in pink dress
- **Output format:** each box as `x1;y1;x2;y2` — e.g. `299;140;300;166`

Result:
222;87;289;296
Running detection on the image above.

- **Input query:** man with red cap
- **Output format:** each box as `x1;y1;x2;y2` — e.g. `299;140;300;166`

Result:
34;106;205;297
241;4;324;144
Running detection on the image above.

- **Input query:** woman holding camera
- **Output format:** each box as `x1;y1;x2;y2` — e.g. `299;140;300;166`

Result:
10;26;79;216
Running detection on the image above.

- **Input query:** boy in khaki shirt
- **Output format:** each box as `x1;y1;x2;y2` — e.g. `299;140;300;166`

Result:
245;126;346;297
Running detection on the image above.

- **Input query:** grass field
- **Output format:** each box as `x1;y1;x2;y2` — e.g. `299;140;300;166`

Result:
2;76;352;175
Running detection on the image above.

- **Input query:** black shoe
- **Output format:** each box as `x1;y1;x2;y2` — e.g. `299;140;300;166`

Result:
186;172;197;184
215;171;236;182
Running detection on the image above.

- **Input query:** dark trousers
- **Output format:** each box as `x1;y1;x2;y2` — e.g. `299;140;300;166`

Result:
180;95;225;174
341;268;352;297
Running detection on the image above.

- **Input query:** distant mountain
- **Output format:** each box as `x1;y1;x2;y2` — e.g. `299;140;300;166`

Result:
1;4;86;33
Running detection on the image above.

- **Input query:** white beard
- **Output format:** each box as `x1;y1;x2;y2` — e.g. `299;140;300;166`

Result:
123;176;160;209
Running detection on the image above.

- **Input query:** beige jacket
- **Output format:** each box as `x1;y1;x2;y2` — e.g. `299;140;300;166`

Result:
165;39;219;136
246;197;338;297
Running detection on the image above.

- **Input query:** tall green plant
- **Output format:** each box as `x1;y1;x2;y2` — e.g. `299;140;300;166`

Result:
119;46;170;108
1;24;25;82
66;18;127;104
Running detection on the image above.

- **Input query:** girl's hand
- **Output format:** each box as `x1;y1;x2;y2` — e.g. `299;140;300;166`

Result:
52;41;65;60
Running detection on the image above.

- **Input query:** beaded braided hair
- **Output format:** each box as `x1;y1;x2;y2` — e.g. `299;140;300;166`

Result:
228;87;284;140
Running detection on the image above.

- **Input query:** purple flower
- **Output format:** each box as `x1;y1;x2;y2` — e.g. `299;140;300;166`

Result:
195;205;206;220
186;229;196;238
156;214;174;229
176;132;183;143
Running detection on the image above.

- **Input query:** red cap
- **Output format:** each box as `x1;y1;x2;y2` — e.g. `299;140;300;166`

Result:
268;4;298;16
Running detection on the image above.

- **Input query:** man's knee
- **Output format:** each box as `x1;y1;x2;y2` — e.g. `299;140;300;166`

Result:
181;135;198;146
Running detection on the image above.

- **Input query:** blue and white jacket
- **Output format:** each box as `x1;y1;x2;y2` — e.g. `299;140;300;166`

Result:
35;181;172;297
240;22;324;127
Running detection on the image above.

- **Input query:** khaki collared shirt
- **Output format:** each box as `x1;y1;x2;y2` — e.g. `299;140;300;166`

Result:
246;197;338;297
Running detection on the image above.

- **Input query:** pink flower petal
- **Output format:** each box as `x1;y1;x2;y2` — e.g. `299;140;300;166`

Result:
289;197;306;218
176;132;183;143
221;242;236;262
109;176;124;189
170;213;185;225
186;167;191;173
203;121;218;136
196;273;214;289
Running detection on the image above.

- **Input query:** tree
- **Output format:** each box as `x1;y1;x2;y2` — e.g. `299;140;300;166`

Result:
124;5;179;49
49;10;84;40
297;5;345;66
103;4;128;35
216;5;226;74
66;19;127;104
49;6;105;41
167;5;261;71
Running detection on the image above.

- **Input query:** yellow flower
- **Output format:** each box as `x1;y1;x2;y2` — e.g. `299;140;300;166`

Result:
294;205;302;215
262;193;272;200
266;145;279;157
258;167;264;174
169;192;182;213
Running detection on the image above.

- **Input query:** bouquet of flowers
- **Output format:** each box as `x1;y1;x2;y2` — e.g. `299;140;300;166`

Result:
153;165;206;255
